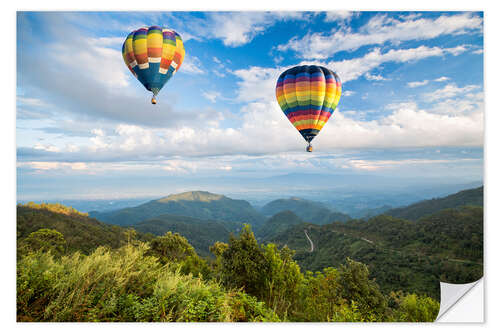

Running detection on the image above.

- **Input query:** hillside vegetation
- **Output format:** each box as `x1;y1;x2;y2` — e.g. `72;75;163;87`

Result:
90;191;265;227
17;203;442;322
384;186;483;221
268;206;483;299
17;204;153;255
256;210;305;240
133;214;235;257
17;186;483;322
261;197;351;224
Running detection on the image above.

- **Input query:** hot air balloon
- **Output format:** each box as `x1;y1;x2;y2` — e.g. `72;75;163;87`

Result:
122;26;185;104
276;65;341;152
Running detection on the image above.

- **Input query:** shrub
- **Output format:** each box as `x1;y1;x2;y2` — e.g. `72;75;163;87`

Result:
17;243;278;322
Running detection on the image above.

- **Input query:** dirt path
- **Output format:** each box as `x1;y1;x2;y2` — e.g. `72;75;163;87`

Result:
304;229;314;252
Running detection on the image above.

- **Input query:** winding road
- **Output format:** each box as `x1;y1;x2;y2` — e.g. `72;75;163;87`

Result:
304;229;314;252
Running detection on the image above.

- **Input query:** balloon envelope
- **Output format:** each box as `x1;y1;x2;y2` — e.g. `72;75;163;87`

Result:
276;65;341;144
122;26;185;98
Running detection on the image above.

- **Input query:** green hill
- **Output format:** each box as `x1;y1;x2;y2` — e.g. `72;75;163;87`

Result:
256;210;305;240
90;191;265;227
268;205;483;299
133;214;238;257
261;197;350;224
384;186;483;221
17;204;153;254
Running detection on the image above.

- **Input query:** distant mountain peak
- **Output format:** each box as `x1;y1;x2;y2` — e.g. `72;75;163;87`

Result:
157;191;226;203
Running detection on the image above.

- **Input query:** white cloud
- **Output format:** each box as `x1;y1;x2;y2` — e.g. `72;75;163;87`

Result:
34;143;60;152
17;97;48;107
424;83;480;102
51;40;129;89
407;80;429;88
277;12;482;59
231;45;467;105
323;46;465;83
324;11;355;22
19;161;88;171
207;12;308;47
233;66;284;102
347;158;478;171
180;55;204;74
365;73;387;81
202;91;221;103
24;92;482;163
434;76;450;82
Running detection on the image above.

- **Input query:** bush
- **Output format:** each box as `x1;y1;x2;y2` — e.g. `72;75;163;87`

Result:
390;292;440;322
17;243;278;322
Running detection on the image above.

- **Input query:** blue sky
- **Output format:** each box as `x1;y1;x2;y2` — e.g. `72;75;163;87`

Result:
16;11;484;200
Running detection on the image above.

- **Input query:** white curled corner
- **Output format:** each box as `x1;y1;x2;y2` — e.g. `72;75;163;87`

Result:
436;278;483;322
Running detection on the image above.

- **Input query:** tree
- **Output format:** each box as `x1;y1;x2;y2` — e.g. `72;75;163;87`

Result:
147;232;196;263
219;225;268;296
18;228;66;257
390;292;440;322
338;258;388;320
218;225;303;318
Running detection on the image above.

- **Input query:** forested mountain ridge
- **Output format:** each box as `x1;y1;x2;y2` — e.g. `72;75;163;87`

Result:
17;204;154;254
256;210;305;240
133;214;237;257
268;205;483;299
90;190;266;227
260;197;351;224
383;186;483;221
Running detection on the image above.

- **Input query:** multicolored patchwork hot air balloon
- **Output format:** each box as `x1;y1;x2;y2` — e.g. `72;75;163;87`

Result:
122;26;185;104
276;65;342;152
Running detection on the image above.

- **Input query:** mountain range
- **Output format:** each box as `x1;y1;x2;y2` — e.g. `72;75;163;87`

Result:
19;185;483;299
260;197;351;224
90;191;265;227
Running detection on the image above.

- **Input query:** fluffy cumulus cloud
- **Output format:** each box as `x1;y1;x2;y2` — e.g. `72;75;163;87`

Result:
277;12;482;59
16;12;483;183
407;80;429;88
324;11;356;22
231;44;469;104
424;83;480;102
206;12;309;47
18;87;483;167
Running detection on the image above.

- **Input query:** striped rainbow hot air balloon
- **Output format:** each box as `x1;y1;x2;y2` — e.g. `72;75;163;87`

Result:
122;26;185;104
276;65;342;152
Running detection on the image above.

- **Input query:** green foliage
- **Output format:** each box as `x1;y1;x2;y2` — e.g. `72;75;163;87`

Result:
218;225;304;318
18;229;67;257
385;186;483;221
19;196;471;322
134;214;234;257
337;258;387;319
17;205;154;255
90;191;265;227
257;210;305;240
220;225;268;297
261;197;350;224
17;244;279;322
269;206;483;299
148;232;197;263
390;291;439;322
147;232;212;278
20;202;88;217
261;243;303;316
